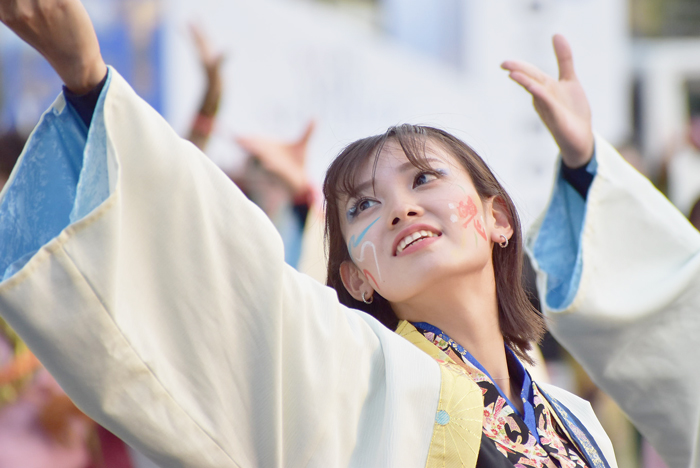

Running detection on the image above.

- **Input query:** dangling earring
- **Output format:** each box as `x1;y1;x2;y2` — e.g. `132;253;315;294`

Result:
362;291;374;304
499;234;509;248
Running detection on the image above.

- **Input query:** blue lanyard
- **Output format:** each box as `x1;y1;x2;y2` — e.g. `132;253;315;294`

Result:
413;321;540;443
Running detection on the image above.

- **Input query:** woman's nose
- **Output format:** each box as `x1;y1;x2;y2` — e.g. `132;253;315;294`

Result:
388;199;423;226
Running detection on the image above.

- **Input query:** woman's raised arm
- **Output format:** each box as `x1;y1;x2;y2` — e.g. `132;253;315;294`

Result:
0;0;106;93
513;36;700;467
0;4;442;466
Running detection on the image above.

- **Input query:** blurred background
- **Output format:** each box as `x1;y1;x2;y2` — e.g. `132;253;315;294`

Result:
1;0;699;467
3;0;700;227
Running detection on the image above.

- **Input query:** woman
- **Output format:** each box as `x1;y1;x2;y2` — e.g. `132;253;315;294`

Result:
320;121;616;467
1;1;697;467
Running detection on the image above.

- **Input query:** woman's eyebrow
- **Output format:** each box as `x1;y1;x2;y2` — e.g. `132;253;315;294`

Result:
396;157;442;173
349;157;444;199
352;180;373;196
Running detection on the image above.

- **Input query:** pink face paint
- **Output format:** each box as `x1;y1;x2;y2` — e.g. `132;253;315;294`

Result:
474;217;487;241
363;269;381;291
457;198;477;228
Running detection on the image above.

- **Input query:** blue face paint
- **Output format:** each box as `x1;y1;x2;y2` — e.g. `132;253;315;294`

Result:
348;216;381;256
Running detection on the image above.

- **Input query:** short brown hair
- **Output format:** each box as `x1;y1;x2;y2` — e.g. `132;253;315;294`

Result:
322;124;544;364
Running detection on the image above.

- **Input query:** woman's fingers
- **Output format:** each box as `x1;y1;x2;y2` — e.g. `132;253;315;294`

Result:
507;70;563;133
501;60;549;85
506;71;552;105
553;34;576;81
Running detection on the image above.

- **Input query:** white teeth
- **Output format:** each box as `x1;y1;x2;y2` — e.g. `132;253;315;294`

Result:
396;230;438;254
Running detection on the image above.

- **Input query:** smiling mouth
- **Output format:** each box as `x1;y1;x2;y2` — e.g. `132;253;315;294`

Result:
395;230;441;255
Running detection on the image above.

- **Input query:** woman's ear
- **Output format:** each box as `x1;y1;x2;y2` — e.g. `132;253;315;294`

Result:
339;260;373;302
486;195;514;244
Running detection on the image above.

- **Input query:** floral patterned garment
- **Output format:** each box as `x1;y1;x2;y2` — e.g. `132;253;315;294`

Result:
413;323;590;468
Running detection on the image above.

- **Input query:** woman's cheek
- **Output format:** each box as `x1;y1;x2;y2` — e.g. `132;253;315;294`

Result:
448;196;486;248
356;241;383;291
347;216;384;291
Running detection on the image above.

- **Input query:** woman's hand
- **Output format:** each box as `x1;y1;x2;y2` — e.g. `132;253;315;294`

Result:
0;0;106;94
502;34;594;168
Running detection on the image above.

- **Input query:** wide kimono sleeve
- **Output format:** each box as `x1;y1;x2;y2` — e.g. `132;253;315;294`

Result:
0;69;441;468
526;136;700;468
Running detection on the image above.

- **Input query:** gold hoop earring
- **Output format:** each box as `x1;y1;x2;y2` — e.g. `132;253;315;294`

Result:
362;291;374;304
499;234;509;248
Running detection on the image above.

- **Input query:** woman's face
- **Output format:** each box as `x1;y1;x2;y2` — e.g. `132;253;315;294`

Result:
338;141;510;306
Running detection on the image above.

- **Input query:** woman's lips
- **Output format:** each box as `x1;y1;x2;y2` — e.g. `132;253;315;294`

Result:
393;225;442;256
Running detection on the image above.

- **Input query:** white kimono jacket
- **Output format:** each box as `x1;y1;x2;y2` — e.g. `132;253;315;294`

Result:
527;137;700;468
0;68;667;467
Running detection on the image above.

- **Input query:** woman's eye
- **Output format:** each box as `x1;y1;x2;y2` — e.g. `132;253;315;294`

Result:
348;198;378;218
413;171;440;187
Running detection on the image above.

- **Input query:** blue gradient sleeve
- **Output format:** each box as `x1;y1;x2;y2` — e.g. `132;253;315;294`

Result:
0;70;113;281
533;154;598;310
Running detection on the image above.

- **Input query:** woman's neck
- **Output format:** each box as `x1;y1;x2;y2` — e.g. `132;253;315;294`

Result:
394;264;511;385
